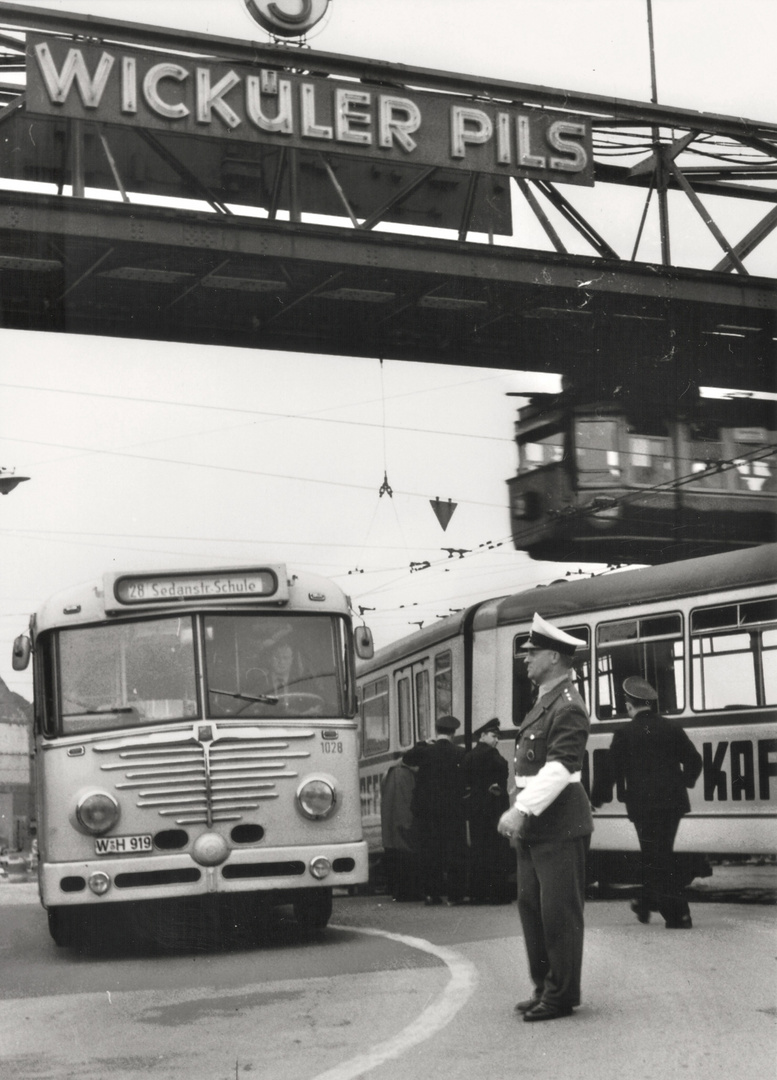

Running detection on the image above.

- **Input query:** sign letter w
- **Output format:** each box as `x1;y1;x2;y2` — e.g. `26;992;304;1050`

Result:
34;42;115;108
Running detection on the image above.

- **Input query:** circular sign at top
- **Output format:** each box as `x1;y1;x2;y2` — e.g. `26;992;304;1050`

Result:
244;0;331;38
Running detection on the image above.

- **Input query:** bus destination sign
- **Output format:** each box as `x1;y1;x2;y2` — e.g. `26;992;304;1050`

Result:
111;568;286;607
25;35;594;186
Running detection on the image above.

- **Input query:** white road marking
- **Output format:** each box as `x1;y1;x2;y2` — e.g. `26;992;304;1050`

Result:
311;924;478;1080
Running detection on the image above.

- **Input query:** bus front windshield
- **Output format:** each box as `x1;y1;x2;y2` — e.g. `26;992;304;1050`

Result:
57;613;347;734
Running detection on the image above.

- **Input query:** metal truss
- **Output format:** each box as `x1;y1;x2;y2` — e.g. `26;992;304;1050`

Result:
0;2;774;391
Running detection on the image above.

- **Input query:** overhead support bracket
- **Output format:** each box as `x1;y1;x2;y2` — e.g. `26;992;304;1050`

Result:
666;159;748;275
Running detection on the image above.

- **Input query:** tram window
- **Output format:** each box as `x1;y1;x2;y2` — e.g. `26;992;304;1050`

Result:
575;419;621;484
763;630;777;705
361;677;390;756
513;626;590;726
416;669;432;741
397;676;412;747
692;633;758;710
519;432;564;473
626;434;674;486
434;651;453;721
596;614;683;719
691;599;777;711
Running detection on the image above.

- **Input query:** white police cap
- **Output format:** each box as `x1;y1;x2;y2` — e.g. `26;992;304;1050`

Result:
520;612;585;657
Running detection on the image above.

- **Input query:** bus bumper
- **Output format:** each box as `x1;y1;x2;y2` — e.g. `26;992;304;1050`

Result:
39;839;369;907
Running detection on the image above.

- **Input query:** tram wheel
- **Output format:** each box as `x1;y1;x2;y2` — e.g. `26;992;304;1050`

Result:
292;887;333;932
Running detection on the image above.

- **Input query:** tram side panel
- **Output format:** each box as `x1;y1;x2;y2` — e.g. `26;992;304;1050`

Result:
357;633;468;868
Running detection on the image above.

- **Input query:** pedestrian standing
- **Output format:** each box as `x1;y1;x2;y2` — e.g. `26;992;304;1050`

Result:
592;676;702;928
403;715;467;906
380;761;422;901
461;718;512;904
498;613;592;1022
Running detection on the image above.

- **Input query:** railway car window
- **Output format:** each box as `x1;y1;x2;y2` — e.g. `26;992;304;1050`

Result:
434;651;453;720
512;626;590;727
764;630;777;704
626;433;673;486
360;677;389;755
596;613;683;719
397;676;412;747
518;422;565;473
416;670;432;741
575;419;621;485
691;599;777;711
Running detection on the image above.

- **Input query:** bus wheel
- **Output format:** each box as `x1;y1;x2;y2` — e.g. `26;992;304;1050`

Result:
47;906;82;948
293;887;333;932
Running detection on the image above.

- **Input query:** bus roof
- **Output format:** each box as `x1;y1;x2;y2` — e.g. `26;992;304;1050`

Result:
33;565;352;633
475;544;777;631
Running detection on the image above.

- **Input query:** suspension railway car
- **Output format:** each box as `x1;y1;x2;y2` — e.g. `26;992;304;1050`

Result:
356;544;776;885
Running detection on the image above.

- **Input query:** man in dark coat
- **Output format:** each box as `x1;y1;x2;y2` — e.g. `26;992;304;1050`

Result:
403;715;467;906
461;718;511;904
380;761;422;901
498;613;593;1023
592;676;702;928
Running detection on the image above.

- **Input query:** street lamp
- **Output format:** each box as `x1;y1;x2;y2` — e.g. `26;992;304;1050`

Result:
0;469;29;495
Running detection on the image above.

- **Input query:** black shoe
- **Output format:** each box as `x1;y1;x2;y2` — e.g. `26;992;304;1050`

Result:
523;1001;573;1022
665;915;692;929
630;900;651;924
514;994;542;1014
424;896;442;906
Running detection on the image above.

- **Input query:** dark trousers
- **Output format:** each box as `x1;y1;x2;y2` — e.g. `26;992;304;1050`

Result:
516;836;589;1008
468;818;512;903
417;821;467;902
631;810;690;925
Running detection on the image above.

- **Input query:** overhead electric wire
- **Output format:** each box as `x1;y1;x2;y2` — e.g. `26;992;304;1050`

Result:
0;434;510;509
0;376;516;444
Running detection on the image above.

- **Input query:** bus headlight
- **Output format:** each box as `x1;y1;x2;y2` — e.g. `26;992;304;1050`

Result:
76;792;120;835
297;778;336;820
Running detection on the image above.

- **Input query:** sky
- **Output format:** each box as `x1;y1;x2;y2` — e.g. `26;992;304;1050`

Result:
0;0;775;699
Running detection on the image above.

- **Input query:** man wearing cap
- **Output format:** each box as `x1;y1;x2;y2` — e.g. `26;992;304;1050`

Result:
403;716;467;906
592;676;702;928
498;613;592;1022
461;719;511;904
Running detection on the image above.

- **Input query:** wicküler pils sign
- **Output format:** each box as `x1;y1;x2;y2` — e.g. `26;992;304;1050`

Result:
25;35;594;186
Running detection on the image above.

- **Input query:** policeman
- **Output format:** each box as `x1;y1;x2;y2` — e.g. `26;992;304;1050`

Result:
592;676;702;928
461;718;511;904
498;613;592;1022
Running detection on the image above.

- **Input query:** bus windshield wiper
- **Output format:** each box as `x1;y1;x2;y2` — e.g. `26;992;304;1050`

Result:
210;687;279;705
62;706;139;716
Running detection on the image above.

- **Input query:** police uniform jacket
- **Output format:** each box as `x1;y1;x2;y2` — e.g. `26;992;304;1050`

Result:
594;709;702;819
515;679;593;845
461;741;509;823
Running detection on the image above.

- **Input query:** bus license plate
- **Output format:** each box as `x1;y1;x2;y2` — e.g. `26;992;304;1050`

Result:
94;834;152;855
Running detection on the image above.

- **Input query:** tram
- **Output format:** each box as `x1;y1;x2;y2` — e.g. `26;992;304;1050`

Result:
12;563;374;946
507;390;776;565
356;544;776;886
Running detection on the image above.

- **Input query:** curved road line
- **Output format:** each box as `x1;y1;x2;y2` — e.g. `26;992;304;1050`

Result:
311;924;479;1080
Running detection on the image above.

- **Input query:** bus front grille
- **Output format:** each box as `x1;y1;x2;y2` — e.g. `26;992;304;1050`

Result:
94;725;313;826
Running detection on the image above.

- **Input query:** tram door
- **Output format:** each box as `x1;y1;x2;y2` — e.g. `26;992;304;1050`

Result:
394;661;433;749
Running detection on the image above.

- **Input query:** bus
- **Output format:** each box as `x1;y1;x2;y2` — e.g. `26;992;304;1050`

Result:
12;564;374;946
356;544;776;886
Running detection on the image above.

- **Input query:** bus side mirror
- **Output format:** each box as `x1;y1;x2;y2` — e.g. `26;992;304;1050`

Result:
12;634;31;671
354;626;374;660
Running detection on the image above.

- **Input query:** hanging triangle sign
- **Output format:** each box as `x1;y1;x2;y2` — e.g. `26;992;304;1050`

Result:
430;497;457;531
